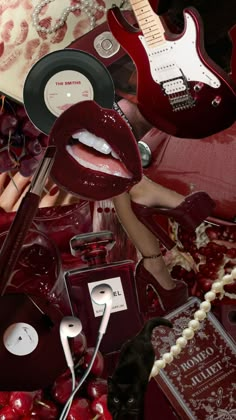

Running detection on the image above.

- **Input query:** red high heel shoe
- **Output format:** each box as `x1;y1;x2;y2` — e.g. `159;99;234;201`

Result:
131;191;215;250
135;256;189;318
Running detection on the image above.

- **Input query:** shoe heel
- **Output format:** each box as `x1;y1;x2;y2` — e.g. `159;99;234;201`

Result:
185;194;215;229
135;261;166;317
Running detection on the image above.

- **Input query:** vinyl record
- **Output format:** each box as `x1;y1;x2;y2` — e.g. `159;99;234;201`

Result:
0;293;67;391
23;49;115;134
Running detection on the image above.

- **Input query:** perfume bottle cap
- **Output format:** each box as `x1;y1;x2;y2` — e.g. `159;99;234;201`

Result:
70;231;115;266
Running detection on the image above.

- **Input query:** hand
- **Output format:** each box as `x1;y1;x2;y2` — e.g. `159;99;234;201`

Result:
0;171;79;213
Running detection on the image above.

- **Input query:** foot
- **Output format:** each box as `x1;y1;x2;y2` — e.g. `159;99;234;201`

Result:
143;255;176;290
129;176;184;209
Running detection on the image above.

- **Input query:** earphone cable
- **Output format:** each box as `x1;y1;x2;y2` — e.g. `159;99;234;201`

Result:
59;333;103;420
61;366;76;417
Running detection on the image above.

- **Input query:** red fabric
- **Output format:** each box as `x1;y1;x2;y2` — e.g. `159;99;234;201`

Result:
142;124;236;222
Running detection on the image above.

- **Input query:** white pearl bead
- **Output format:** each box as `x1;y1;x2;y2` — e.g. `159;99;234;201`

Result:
188;319;200;331
162;352;174;364
204;291;216;301
170;344;182;356
182;327;194;340
150;364;160;377
176;337;188;348
194;309;207;321
200;301;211;312
222;274;233;285
32;0;100;35
212;281;223;293
154;359;166;369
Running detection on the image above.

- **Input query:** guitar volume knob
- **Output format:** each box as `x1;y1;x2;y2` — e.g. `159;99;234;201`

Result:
212;96;222;107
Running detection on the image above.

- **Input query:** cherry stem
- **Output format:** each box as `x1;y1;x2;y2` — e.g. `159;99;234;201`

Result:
92;415;100;420
0;95;5;113
35;400;50;409
8;171;18;191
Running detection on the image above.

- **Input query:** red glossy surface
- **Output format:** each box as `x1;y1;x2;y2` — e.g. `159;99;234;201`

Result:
49;100;142;201
107;7;236;138
0;229;70;314
66;261;142;354
142;123;236;222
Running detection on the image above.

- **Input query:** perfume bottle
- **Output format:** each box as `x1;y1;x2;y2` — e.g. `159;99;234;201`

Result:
65;231;142;354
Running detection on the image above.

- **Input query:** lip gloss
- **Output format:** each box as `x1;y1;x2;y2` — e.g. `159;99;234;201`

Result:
0;146;56;296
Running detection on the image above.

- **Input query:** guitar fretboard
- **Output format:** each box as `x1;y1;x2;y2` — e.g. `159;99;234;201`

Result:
129;0;166;47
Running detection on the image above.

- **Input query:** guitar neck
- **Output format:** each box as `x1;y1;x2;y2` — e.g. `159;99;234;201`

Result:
129;0;166;47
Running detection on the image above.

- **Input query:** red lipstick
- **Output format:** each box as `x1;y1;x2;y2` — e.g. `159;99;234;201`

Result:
49;100;142;201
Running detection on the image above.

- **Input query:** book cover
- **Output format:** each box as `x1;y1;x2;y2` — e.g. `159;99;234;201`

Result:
152;298;236;419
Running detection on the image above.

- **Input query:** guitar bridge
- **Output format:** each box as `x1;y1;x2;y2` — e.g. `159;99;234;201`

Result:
161;76;195;111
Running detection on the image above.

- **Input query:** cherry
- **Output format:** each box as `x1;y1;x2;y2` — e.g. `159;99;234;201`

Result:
82;348;104;377
0;149;17;173
39;133;49;148
67;398;92;420
22;415;40;420
21;119;41;139
87;378;108;400
19;154;40;177
31;399;59;419
0;391;10;406
0;405;20;420
26;138;42;156
15;105;28;121
72;332;87;359
91;394;112;420
51;374;78;405
0;113;18;136
9;392;34;416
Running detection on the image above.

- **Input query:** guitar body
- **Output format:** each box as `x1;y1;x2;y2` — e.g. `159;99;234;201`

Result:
107;7;236;138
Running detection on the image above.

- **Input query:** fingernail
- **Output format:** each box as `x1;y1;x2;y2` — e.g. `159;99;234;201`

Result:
49;186;59;196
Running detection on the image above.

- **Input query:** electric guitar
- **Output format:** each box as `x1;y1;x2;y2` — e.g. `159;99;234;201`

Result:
107;4;236;138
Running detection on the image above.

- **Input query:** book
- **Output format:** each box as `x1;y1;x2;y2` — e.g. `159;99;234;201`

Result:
152;297;236;419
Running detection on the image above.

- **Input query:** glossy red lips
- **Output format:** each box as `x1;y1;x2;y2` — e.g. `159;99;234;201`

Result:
49;100;142;200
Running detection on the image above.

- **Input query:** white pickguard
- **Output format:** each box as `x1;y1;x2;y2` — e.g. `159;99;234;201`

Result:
139;12;220;93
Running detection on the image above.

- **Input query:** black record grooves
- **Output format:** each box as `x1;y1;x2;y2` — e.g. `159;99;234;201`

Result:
23;49;115;134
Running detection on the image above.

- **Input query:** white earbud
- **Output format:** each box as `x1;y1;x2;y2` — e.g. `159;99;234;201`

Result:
60;316;83;368
91;284;113;335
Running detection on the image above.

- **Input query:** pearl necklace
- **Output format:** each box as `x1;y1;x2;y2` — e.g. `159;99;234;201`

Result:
32;0;106;34
150;267;236;378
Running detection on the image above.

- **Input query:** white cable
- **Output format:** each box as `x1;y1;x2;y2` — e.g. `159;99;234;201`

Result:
59;334;103;420
63;366;76;417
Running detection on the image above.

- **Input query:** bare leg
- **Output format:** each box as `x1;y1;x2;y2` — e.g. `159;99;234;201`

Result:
113;192;175;290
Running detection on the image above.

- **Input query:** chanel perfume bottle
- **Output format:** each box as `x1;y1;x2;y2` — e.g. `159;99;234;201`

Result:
65;230;142;353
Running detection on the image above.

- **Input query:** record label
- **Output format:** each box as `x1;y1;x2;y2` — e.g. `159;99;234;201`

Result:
23;49;115;134
3;322;39;356
44;70;94;117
